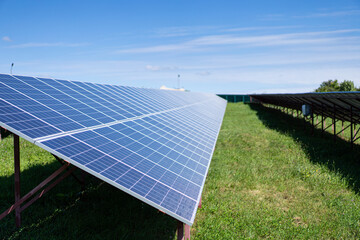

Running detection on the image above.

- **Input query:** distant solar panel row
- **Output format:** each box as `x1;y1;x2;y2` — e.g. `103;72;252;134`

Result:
250;92;360;124
0;74;226;225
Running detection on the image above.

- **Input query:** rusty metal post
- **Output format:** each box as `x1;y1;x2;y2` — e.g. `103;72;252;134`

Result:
14;134;21;228
0;162;71;222
184;224;190;240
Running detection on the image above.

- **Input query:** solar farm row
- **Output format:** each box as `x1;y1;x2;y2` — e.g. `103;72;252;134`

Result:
0;74;227;225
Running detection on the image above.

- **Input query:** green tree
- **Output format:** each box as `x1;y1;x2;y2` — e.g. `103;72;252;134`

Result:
315;79;340;92
339;80;356;91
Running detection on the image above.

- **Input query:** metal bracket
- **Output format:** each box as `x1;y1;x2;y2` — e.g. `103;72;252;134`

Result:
0;134;77;227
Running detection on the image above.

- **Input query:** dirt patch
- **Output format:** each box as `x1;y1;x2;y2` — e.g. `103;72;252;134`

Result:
293;216;308;228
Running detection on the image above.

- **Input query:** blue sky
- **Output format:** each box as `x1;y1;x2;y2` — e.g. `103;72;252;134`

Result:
0;0;359;94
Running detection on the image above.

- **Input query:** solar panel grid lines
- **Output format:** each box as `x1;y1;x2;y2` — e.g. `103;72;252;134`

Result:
80;81;156;115
53;123;207;183
0;77;84;133
0;73;227;225
115;119;211;166
189;98;226;223
146;113;213;148
171;107;218;135
100;83;178;114
37;76;137;120
63;79;151;119
164;110;218;143
38;123;203;222
36;138;196;224
31;80;117;126
49;78;127;122
34;98;212;143
45;128;203;197
127;87;175;108
0;98;60;141
0;82;64;137
12;75;107;129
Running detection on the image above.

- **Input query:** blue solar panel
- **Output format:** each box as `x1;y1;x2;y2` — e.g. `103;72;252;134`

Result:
0;73;226;225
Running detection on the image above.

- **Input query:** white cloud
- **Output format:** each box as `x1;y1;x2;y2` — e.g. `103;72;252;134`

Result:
196;71;211;76
117;44;190;53
116;29;360;54
8;42;89;48
153;25;220;38
2;59;359;94
146;65;178;71
295;10;360;18
146;65;161;71
2;36;12;42
224;26;300;32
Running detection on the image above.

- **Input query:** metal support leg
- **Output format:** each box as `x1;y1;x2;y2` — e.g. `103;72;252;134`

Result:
351;106;353;149
184;224;190;240
177;221;184;240
14;135;21;228
177;221;191;240
333;104;336;142
311;113;314;135
321;112;324;134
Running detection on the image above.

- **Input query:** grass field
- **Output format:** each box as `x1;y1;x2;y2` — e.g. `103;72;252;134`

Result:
1;103;360;239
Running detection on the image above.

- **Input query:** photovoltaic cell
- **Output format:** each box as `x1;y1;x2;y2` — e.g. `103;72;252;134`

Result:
0;73;226;225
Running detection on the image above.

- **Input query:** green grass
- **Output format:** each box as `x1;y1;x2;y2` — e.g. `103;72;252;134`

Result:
1;103;360;239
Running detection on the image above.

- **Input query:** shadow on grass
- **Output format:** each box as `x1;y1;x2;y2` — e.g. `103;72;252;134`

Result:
0;160;176;240
0;128;12;141
249;103;360;194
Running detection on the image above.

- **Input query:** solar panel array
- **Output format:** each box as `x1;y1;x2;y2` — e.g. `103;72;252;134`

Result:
250;92;360;124
0;73;227;225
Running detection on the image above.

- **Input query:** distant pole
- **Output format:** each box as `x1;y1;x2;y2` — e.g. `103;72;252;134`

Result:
177;74;180;89
10;63;14;75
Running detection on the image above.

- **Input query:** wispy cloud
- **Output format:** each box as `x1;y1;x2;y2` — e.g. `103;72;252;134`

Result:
196;71;211;76
146;65;178;71
153;26;220;38
224;26;300;32
294;9;360;18
2;36;12;42
116;29;360;54
118;44;192;53
259;14;285;21
8;42;89;48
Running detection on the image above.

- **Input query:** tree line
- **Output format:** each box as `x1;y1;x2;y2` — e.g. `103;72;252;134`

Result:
315;79;360;92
